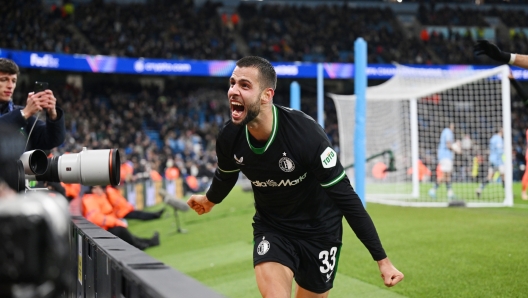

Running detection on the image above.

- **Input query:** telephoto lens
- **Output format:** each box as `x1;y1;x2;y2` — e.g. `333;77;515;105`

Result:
34;148;121;186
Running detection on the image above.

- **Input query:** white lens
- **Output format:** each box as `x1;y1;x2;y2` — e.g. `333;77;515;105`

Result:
57;148;119;186
78;149;113;186
57;153;82;183
19;150;48;175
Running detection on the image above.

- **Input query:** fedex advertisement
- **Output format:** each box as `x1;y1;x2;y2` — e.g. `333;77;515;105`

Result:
2;49;527;80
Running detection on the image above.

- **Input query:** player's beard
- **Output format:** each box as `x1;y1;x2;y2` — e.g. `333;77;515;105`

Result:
235;97;260;127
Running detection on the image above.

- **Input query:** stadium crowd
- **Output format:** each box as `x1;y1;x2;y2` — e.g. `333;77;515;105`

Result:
4;0;528;190
5;0;528;65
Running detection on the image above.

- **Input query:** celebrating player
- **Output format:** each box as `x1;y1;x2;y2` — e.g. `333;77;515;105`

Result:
187;56;403;297
476;128;505;197
474;40;528;69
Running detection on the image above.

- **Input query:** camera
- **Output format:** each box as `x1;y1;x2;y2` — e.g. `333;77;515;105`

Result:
17;147;121;193
0;147;120;193
0;191;71;297
0;125;119;297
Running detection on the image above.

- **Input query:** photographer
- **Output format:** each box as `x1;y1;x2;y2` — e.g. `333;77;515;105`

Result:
0;58;65;152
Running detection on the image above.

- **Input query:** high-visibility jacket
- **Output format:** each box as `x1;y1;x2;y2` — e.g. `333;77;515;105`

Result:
105;186;135;219
120;162;134;184
82;193;127;230
150;170;163;182
165;167;180;180
61;182;81;200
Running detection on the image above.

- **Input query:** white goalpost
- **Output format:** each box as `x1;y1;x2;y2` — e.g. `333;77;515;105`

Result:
329;64;512;207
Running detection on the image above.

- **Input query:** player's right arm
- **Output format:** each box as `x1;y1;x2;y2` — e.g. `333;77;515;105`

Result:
187;124;240;214
187;194;216;215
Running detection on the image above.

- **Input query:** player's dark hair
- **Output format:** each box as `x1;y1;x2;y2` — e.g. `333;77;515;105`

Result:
0;58;20;75
236;56;277;91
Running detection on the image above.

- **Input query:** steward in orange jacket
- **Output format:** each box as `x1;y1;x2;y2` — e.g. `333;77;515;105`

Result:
82;187;127;230
62;182;81;201
105;185;165;220
105;186;134;219
82;185;160;250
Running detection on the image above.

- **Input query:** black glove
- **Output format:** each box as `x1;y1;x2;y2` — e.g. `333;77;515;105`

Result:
473;40;511;63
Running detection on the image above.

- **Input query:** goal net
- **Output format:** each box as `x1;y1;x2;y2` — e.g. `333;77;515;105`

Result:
329;64;512;207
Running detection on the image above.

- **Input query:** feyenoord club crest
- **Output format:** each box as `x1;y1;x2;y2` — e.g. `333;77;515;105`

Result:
257;237;270;255
279;152;295;172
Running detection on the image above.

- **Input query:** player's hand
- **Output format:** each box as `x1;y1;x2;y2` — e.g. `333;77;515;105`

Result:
187;194;215;215
377;258;404;287
473;40;511;64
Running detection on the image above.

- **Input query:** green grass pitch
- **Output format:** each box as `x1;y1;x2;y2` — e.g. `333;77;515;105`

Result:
128;183;528;298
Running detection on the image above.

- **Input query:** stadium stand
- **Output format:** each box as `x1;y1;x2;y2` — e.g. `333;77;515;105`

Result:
4;0;528;65
4;1;528;294
3;0;526;188
2;0;528;192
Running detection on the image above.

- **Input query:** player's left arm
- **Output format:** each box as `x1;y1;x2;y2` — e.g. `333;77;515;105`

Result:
378;257;405;287
305;124;387;260
304;123;403;286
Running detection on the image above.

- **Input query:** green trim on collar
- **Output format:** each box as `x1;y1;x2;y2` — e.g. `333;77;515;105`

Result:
245;105;278;155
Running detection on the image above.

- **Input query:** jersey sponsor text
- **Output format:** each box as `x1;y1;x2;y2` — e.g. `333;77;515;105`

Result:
251;172;307;187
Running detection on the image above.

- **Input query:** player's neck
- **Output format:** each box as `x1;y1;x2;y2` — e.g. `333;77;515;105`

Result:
247;105;274;142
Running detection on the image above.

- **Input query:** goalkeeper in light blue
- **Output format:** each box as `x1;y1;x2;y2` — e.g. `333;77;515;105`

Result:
476;128;504;197
429;122;459;200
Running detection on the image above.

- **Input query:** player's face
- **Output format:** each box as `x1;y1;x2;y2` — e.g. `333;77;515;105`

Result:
228;66;263;126
0;72;17;102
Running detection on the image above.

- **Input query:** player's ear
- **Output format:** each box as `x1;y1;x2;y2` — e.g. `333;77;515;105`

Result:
261;87;274;104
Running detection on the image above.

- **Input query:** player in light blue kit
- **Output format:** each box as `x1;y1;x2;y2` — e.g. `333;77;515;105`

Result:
429;122;459;200
476;128;504;197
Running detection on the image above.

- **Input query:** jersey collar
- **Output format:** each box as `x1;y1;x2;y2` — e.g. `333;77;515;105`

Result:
245;105;278;155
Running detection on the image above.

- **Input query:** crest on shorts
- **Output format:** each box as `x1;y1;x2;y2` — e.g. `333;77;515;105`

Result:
257;236;270;255
279;152;295;172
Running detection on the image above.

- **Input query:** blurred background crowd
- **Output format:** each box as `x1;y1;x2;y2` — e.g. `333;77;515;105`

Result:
4;0;528;192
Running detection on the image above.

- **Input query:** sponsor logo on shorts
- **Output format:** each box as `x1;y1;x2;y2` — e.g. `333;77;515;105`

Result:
257;237;270;255
326;271;333;283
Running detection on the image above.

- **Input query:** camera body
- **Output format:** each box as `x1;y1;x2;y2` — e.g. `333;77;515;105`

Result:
0;191;71;297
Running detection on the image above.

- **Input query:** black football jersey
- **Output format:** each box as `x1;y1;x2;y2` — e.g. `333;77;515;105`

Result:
207;104;386;260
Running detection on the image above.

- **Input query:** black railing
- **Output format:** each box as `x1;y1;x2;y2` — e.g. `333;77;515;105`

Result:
70;216;224;298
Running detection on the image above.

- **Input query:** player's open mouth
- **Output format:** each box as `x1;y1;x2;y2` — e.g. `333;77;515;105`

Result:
231;101;245;120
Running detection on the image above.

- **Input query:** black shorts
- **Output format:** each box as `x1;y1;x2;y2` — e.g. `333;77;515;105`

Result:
253;231;343;294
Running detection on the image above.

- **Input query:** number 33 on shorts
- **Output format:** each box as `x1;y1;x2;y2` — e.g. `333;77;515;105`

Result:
319;247;338;281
